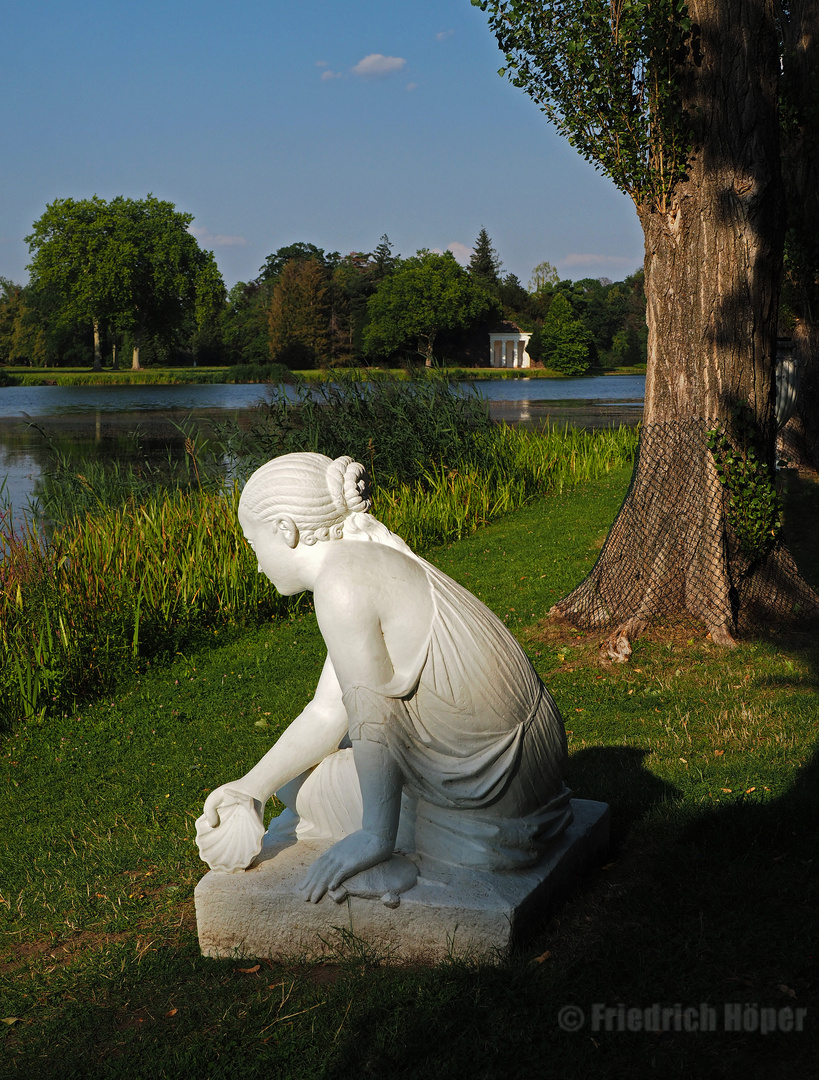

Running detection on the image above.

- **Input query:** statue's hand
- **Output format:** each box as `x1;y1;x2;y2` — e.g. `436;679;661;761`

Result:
298;830;394;903
202;782;257;829
195;785;265;873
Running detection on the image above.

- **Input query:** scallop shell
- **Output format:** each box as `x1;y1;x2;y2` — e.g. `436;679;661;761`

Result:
195;789;265;873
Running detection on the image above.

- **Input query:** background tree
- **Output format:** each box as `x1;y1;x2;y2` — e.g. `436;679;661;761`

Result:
26;197;121;371
222;280;272;365
528;259;560;294
528;292;591;374
25;195;224;370
468;227;502;289
259;243;341;286
108;195;225;370
370;234;399;283
364;250;493;366
268;258;331;368
476;0;819;651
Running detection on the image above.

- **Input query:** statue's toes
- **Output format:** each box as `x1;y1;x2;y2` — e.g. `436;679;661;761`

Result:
339;854;419;905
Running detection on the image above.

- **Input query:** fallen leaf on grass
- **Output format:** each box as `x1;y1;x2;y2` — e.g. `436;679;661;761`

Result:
721;788;732;793
165;1008;178;1018
237;965;260;974
532;951;552;964
2;1017;22;1025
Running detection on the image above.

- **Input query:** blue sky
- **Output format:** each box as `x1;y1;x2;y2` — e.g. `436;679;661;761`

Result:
0;0;643;291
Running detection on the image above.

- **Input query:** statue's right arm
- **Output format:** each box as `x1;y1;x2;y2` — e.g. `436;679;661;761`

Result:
202;655;348;826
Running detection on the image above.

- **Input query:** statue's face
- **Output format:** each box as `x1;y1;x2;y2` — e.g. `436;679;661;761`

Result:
239;508;304;596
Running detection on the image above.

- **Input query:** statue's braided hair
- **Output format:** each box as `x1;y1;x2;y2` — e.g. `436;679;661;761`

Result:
238;452;372;545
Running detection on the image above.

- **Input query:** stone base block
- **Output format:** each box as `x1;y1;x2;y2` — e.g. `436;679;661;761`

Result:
194;798;609;963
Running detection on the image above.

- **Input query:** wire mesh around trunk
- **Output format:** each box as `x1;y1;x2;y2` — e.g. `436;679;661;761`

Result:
553;418;817;637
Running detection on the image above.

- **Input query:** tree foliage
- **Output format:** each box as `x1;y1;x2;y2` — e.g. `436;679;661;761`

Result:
473;0;692;211
528;260;560;293
468;228;502;287
364;251;495;366
268;258;331;368
259;243;341;284
528;292;591;373
25;195;224;369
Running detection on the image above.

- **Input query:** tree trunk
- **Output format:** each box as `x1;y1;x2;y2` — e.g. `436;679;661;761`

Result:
131;331;142;371
553;0;819;656
92;319;102;372
423;331;436;367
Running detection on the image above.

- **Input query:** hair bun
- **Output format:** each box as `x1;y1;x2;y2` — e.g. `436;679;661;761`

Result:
342;459;371;513
327;456;371;516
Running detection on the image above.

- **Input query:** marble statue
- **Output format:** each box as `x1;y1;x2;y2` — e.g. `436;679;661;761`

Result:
195;452;574;905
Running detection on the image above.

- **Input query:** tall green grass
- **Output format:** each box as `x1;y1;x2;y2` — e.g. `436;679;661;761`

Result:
376;422;637;547
0;422;636;726
0;486;300;725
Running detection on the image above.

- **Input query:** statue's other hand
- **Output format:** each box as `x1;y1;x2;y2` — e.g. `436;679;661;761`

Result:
298;830;394;903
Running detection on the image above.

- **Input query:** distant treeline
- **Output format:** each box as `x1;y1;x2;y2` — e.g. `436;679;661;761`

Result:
0;209;646;372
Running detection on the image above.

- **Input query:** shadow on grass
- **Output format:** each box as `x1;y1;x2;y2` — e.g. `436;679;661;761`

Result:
566;745;681;845
325;754;818;1080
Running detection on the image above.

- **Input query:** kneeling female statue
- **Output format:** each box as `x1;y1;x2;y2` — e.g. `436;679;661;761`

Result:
196;452;573;903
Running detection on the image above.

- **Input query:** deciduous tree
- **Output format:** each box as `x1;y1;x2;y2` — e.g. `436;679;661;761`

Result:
26;195;224;371
475;0;819;651
108;196;225;370
364;251;493;366
26;197;120;370
528;260;560;294
268;258;331;368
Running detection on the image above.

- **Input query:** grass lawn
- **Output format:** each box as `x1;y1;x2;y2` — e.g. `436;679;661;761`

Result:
1;467;817;1078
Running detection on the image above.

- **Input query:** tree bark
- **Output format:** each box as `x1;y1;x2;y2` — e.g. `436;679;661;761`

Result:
92;319;102;372
423;330;437;367
553;0;819;655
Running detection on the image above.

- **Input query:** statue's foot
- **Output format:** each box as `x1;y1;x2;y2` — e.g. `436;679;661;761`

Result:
327;854;419;908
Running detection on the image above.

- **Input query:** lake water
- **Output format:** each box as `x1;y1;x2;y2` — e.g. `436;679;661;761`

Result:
0;376;644;530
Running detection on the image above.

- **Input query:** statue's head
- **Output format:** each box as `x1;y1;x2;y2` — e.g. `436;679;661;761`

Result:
238;452;371;546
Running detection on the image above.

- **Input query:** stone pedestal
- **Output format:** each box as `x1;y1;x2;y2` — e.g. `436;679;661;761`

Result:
195;799;609;963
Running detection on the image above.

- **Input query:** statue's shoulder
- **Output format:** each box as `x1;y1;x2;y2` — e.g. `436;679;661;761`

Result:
316;541;428;613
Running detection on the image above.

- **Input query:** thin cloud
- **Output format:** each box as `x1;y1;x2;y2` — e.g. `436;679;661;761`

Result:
321;69;342;80
315;60;329;68
351;53;406;78
447;241;472;265
436;29;454;41
188;226;248;248
406;82;418;92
